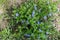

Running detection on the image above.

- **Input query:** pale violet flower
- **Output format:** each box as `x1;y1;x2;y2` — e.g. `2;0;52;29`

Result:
32;10;35;17
34;4;37;10
43;16;47;20
24;34;30;38
48;13;52;16
16;13;19;17
37;21;40;24
39;29;42;32
46;32;49;35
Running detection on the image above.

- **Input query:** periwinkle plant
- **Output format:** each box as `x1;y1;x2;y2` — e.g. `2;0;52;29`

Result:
3;0;58;40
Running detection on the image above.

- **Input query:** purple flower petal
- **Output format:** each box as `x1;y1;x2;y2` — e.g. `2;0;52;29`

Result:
37;21;40;24
43;16;47;20
34;4;37;10
46;32;49;35
39;29;42;32
48;13;52;16
16;13;19;17
24;34;30;38
32;10;35;17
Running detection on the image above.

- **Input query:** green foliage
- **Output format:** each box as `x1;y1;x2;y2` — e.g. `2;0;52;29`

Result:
0;0;59;40
0;0;7;5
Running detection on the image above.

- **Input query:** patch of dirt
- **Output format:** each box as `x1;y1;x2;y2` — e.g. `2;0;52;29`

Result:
0;0;27;30
0;5;7;30
54;6;60;31
51;0;60;32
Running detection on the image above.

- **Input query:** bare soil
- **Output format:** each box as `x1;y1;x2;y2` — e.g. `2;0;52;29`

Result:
54;4;60;31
